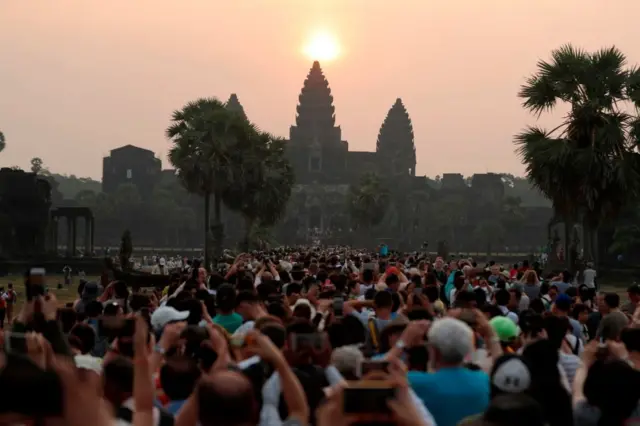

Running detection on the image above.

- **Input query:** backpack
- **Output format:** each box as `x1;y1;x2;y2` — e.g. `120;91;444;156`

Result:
364;318;381;356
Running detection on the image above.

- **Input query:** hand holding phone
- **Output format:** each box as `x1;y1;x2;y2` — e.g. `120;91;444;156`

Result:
343;381;396;414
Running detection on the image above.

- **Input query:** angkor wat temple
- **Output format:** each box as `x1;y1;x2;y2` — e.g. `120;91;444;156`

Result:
97;61;553;252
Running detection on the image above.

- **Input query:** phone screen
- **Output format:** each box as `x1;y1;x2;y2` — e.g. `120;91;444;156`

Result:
27;268;46;301
343;383;395;414
333;297;344;317
5;332;28;354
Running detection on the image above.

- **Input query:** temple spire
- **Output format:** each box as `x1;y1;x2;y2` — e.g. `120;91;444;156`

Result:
376;98;416;175
225;93;247;120
295;61;336;129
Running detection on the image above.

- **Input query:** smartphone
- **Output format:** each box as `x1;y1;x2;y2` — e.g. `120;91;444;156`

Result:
4;332;28;354
98;317;136;339
358;359;390;378
290;333;324;352
343;381;396;414
333;297;344;317
26;267;46;301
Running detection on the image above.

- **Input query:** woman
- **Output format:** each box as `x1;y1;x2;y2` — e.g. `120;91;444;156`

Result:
520;270;541;301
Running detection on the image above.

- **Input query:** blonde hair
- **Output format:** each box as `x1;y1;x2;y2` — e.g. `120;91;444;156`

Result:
521;269;539;285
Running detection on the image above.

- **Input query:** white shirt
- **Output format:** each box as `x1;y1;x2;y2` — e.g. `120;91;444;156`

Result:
498;305;519;324
583;269;596;288
114;398;165;426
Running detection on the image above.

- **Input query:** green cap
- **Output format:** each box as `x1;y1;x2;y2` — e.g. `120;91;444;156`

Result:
490;316;520;342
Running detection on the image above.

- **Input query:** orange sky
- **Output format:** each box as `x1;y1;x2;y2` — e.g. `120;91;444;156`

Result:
1;0;639;180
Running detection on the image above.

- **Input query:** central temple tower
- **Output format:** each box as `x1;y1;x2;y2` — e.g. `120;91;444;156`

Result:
287;61;348;184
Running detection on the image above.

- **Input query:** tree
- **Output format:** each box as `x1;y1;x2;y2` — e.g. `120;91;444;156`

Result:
223;131;294;251
167;97;253;268
0;131;5;153
515;45;640;267
119;229;133;271
348;172;390;244
30;157;44;174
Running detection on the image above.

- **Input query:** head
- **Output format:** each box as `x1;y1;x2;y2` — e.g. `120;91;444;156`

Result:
197;371;259;426
373;291;393;319
159;356;201;402
490;265;501;276
235;291;260;321
571;303;590;324
427;318;473;369
551;294;571;317
628;285;640;304
547;285;558;301
602;292;620;315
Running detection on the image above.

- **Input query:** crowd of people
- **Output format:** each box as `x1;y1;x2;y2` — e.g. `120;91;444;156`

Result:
1;247;639;426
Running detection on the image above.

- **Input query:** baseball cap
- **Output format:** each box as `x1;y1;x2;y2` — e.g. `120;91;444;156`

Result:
151;306;189;332
491;354;531;395
490;316;520;342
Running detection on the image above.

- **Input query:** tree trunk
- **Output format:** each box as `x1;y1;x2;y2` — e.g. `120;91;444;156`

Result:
203;192;211;271
242;217;253;252
564;218;573;271
212;192;223;264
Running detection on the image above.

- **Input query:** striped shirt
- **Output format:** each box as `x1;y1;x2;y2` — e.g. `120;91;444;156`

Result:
558;351;582;386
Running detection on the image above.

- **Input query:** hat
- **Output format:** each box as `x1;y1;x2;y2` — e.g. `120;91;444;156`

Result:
279;260;293;273
490;316;520;342
159;258;166;266
491;354;531;395
292;298;317;319
151;306;189;332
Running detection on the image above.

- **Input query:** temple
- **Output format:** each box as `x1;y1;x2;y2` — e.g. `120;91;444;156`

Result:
283;61;417;185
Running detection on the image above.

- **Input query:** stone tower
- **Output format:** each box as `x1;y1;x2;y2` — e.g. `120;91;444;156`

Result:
376;98;417;176
287;61;348;183
225;93;247;120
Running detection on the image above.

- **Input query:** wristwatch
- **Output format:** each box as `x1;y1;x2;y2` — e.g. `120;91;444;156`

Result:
395;339;406;350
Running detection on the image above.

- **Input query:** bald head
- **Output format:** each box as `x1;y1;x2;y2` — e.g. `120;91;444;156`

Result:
198;370;258;426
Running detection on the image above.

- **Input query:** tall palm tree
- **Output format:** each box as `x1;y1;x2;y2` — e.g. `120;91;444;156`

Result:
224;131;294;250
515;45;640;267
167;97;250;268
348;172;390;246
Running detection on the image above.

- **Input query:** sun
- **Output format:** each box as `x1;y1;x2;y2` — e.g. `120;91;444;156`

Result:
303;32;341;62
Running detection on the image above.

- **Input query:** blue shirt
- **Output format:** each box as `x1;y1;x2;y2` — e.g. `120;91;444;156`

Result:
408;367;490;426
165;399;187;415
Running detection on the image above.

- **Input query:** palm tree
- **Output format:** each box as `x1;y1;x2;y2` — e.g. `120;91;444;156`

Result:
515;45;640;267
348;172;390;246
223;131;294;250
167;98;250;268
0;131;5;153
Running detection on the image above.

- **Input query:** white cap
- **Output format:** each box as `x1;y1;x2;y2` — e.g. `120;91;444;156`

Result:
159;258;166;266
151;306;189;332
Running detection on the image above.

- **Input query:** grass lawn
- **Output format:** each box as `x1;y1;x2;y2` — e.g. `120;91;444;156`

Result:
0;275;98;316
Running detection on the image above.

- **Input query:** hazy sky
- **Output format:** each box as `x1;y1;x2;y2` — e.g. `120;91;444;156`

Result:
2;0;639;180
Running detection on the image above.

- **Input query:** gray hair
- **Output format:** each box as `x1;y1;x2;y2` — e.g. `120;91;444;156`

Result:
331;345;364;378
428;318;474;364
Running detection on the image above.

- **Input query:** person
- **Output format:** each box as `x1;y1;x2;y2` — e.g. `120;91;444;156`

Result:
408;318;490;426
212;284;243;334
0;287;6;329
63;265;72;286
582;262;597;289
596;293;629;341
5;283;16;326
152;258;169;276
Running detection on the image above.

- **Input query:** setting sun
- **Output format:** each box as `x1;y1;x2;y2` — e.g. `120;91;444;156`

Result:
303;32;340;62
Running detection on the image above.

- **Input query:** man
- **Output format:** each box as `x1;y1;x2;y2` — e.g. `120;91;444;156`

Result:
622;284;640;317
408;318;490;426
152;258;169;276
495;289;519;324
582;262;597;289
596;293;629;341
487;264;502;285
552;294;582;342
347;291;395;356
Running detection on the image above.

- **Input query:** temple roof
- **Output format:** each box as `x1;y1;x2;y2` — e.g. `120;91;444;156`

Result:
225;93;248;120
295;61;336;128
376;98;416;159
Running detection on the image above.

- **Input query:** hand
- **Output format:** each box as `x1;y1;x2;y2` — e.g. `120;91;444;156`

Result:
201;301;213;323
52;356;113;426
25;332;51;370
40;294;58;321
245;330;285;366
134;315;150;359
399;320;431;347
315;384;349;426
473;309;492;338
158;322;186;351
205;323;229;356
